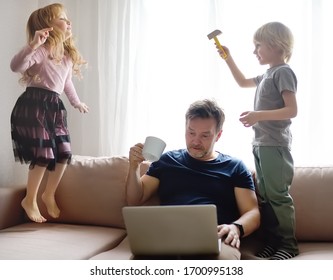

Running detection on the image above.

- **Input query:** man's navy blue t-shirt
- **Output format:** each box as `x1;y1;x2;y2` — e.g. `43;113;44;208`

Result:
146;149;255;225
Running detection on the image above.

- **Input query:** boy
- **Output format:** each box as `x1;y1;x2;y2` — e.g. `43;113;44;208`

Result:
217;22;298;260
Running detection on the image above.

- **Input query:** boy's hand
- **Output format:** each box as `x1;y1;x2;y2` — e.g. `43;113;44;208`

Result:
239;111;259;127
215;44;230;59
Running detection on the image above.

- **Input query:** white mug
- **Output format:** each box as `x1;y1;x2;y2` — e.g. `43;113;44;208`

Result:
142;136;166;162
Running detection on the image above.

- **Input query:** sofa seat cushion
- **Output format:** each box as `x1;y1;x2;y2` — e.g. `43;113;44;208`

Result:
241;242;333;260
0;222;126;260
240;236;333;260
90;236;133;260
293;242;333;260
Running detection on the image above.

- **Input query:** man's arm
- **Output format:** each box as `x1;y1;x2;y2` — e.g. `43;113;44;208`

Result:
217;187;260;248
125;143;159;205
233;187;260;237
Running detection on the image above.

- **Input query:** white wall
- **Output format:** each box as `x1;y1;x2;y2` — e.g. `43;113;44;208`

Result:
0;1;38;187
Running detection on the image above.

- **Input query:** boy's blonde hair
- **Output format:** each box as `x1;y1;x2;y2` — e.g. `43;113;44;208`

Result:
21;3;86;84
253;22;294;63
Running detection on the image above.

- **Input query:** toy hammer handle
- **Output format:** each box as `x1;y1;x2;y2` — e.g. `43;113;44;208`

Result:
213;37;227;59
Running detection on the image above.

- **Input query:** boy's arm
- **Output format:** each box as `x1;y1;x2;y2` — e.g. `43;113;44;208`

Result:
239;91;297;127
217;45;256;88
260;90;297;120
224;55;256;88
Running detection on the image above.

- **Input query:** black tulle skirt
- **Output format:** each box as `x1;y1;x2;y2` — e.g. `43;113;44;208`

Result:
10;87;72;170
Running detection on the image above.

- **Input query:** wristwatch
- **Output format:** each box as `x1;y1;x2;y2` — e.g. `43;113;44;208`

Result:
232;222;244;238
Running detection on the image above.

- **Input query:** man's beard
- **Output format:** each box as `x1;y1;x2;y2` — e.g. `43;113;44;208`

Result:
188;146;208;159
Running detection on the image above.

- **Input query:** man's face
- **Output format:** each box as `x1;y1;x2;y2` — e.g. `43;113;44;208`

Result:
185;117;222;161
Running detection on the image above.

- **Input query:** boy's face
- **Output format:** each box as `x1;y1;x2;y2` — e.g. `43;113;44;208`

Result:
253;41;284;67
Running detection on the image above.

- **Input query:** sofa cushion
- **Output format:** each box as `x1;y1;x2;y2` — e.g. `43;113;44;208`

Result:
37;156;150;228
291;166;333;241
0;186;25;230
0;222;126;260
240;235;333;260
90;236;133;260
294;242;333;260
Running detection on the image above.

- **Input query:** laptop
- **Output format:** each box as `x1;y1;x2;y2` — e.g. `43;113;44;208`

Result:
122;204;220;257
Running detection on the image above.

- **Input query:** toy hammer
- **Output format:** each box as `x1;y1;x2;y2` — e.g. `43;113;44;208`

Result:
207;29;227;59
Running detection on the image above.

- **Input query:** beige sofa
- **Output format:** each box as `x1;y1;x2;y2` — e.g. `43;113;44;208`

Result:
0;155;332;260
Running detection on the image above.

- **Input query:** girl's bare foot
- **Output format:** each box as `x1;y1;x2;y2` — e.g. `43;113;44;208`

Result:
21;197;47;223
42;193;60;218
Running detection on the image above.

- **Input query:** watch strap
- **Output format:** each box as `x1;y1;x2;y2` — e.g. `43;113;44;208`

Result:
232;222;244;238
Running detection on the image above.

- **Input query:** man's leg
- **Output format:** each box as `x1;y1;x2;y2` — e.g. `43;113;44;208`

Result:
216;241;241;260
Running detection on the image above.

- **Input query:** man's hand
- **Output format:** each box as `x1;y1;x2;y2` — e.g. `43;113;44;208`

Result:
129;143;145;166
217;224;241;248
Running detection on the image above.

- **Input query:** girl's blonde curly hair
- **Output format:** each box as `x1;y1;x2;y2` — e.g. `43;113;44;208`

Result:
21;3;86;84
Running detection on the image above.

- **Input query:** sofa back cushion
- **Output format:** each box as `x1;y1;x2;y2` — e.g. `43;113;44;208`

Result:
0;186;26;229
38;156;151;228
291;166;333;241
38;157;333;241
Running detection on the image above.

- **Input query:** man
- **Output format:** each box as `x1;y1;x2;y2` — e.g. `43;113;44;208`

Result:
126;99;260;259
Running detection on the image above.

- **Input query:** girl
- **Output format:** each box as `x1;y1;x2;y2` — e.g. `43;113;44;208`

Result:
10;3;89;223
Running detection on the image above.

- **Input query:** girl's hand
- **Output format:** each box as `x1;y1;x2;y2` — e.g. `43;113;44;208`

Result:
30;27;53;50
75;102;89;113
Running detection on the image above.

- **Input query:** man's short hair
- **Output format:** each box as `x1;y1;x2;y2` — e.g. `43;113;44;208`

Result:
185;99;225;132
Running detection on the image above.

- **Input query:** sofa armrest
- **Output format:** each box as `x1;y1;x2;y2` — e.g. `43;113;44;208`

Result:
0;185;26;229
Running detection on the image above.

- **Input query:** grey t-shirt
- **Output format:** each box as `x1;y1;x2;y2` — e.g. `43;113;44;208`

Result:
252;64;297;148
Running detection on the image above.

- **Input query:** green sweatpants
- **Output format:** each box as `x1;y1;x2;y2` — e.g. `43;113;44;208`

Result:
253;146;299;254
